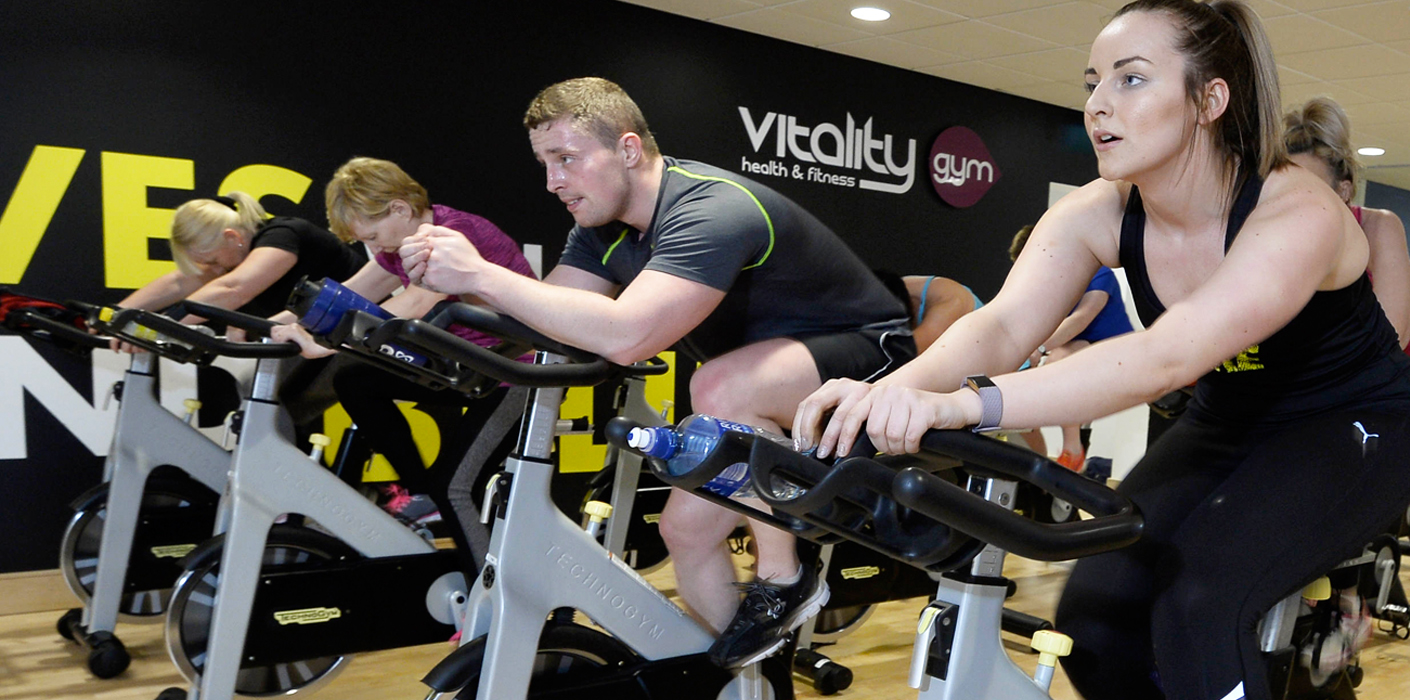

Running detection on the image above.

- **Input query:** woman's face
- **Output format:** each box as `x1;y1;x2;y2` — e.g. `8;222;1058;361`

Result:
1084;11;1201;183
348;201;419;254
185;230;246;277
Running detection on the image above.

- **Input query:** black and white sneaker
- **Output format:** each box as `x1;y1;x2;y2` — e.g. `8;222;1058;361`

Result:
707;564;829;668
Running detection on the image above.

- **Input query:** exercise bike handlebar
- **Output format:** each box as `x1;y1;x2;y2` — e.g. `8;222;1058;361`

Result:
4;307;111;350
333;301;664;392
607;416;1142;567
891;430;1143;561
181;300;278;337
96;306;300;362
429;303;669;377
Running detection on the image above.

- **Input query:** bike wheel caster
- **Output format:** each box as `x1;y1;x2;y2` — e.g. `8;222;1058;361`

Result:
156;687;188;700
794;648;853;696
56;608;81;642
1348;665;1364;687
87;633;130;678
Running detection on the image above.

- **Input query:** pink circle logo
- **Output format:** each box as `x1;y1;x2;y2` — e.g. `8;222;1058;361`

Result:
929;127;1001;208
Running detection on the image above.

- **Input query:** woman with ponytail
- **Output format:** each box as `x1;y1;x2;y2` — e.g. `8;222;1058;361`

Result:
794;1;1410;697
117;192;366;319
1286;96;1410;348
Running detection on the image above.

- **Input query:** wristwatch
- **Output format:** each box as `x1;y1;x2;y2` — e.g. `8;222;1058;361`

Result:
962;375;1003;433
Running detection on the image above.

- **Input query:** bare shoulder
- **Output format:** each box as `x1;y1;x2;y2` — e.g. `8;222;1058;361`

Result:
1034;178;1126;265
1238;166;1363;287
1360;206;1407;236
1248;166;1345;234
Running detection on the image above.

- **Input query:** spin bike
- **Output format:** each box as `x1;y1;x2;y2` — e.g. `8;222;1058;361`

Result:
609;416;1145;700
292;301;795;699
3;294;264;679
88;301;482;700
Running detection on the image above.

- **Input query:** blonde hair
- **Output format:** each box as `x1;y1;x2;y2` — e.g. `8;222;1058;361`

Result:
1284;96;1359;201
324;157;430;242
1009;225;1035;262
523;77;660;157
171;192;267;276
1114;0;1288;181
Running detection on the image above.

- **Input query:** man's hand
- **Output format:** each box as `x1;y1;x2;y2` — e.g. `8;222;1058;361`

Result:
269;323;337;359
400;224;485;295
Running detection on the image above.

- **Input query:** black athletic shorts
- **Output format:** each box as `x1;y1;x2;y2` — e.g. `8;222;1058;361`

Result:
795;324;916;385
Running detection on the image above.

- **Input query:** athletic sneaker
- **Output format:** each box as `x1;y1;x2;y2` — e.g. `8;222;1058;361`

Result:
707;564;829;668
1301;595;1373;686
1056;449;1085;472
378;483;442;525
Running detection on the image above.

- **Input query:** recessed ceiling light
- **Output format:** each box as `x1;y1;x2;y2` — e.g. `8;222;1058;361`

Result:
1359;146;1386;156
851;7;891;22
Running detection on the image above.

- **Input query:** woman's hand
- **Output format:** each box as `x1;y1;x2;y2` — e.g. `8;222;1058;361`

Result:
795;379;981;458
269;323;337;359
793;378;877;458
861;385;974;455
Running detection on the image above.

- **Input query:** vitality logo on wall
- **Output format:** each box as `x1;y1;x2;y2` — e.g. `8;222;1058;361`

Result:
929;126;1001;208
737;107;916;194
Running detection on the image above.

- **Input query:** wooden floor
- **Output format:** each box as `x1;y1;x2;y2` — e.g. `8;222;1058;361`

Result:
2;556;1408;700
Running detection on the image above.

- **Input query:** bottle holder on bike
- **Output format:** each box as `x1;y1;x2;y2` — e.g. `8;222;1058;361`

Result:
609;421;1146;573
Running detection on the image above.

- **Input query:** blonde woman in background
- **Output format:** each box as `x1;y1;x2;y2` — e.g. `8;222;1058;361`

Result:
1286;96;1410;348
118;192;366;321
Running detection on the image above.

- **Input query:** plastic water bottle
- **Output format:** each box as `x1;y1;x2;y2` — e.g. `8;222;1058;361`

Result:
626;414;804;500
287;277;429;367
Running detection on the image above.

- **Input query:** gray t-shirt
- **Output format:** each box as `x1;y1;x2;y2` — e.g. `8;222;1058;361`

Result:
559;157;907;361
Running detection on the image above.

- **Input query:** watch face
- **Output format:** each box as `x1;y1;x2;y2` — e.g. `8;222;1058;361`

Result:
966;375;995;389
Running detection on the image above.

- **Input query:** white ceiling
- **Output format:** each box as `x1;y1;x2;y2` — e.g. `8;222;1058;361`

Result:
625;0;1410;190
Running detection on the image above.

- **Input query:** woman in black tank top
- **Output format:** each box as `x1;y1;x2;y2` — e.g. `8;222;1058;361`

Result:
795;2;1410;698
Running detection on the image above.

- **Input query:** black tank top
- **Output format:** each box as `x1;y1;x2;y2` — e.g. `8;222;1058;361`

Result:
1119;175;1410;426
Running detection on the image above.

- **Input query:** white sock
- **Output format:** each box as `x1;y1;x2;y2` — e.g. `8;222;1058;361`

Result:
769;564;803;587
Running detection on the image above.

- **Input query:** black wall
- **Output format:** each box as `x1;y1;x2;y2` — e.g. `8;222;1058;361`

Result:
0;1;1098;572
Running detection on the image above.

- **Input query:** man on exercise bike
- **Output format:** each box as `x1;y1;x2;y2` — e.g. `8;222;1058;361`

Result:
399;76;915;668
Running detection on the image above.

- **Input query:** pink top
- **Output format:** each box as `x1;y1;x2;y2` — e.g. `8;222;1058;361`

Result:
375;205;536;348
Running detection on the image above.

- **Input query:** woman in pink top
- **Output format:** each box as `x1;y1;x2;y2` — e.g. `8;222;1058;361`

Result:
274;157;534;574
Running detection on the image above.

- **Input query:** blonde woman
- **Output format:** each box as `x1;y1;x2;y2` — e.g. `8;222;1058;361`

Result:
118;192;366;320
1286;96;1410;348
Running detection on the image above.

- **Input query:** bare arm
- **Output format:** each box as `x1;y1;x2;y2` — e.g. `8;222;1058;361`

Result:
1040;289;1107;350
1362;207;1410;347
339;260;404;302
117;270;209;310
402;226;727;364
180;247;299;318
798;173;1355;457
908;277;976;353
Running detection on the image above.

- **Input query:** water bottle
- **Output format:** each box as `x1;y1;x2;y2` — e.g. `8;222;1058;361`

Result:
286;277;429;366
625;414;804;500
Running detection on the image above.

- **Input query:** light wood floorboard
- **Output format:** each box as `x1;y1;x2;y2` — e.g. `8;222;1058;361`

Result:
1;556;1407;699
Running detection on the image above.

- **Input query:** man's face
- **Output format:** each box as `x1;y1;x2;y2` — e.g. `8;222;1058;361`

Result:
530;118;632;228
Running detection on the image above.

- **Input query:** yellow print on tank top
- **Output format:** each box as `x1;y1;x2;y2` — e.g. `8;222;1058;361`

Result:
1216;344;1263;373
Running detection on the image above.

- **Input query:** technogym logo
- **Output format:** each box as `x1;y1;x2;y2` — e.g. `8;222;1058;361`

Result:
929;126;1001;208
737;107;916;194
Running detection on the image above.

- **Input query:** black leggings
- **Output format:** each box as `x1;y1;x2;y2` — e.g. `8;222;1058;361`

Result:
332;361;519;574
1055;403;1410;700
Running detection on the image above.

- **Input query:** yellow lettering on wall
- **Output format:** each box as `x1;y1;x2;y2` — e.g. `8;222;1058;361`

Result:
217;164;312;211
0;145;85;284
101;152;194;289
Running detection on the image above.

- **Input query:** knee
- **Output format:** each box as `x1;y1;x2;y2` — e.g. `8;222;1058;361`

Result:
689;360;749;418
657;506;701;554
